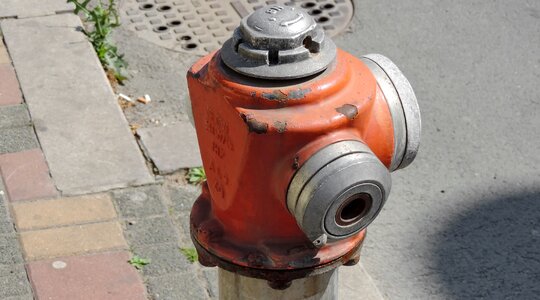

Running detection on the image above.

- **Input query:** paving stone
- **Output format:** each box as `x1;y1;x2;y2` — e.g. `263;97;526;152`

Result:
173;210;193;246
0;126;38;154
1;15;153;195
3;295;34;300
26;251;147;300
168;184;199;245
338;264;384;300
20;221;127;260
12;194;117;230
0;220;13;235
0;149;58;202
202;268;218;299
0;192;15;235
0;42;9;64
0;235;24;264
169;183;200;213
132;243;192;277
147;272;208;300
0;264;32;298
124;216;178;248
112;185;166;219
0;105;31;128
0;0;73;18
0;65;23;106
138;122;203;174
0;216;14;235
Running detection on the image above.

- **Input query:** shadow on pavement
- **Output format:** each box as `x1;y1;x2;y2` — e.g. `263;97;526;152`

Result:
435;188;540;299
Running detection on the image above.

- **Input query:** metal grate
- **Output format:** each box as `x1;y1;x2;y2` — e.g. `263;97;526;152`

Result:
120;0;354;55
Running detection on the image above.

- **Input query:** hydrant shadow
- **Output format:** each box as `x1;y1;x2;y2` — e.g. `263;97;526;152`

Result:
434;188;540;299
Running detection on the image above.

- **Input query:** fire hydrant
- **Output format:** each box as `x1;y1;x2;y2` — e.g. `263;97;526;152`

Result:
187;4;421;298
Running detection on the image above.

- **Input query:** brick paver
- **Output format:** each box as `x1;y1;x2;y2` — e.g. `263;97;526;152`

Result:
26;251;146;300
0;149;57;202
20;221;127;260
12;194;117;231
0;64;23;106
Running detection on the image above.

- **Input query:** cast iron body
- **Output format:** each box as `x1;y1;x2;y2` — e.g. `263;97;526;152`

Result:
187;5;421;289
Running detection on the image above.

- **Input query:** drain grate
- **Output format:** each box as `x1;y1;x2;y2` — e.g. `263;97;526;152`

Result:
120;0;354;55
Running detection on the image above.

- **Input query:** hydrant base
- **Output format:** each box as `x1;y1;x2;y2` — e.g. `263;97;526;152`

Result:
190;190;364;289
219;268;338;299
191;232;360;290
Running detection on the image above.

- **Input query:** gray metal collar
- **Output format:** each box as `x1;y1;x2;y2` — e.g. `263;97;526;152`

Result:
221;5;337;80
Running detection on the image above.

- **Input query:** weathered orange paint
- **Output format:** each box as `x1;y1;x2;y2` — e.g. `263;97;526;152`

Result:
188;48;395;271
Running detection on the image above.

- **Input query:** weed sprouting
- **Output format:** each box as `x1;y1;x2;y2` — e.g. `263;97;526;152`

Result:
67;0;128;83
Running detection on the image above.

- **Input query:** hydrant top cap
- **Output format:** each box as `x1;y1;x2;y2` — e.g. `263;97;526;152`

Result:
220;5;337;80
244;5;315;41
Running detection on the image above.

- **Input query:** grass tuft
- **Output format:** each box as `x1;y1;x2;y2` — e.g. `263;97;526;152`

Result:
186;167;206;185
67;0;128;83
128;255;150;269
180;247;198;263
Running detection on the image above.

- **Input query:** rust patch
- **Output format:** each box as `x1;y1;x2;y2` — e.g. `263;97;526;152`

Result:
292;156;300;169
189;71;201;79
246;252;268;268
241;113;268;134
288;88;311;100
262;89;312;101
273;121;287;133
336;104;358;120
262;90;288;101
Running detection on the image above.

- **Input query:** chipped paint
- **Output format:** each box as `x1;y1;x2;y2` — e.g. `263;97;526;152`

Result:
293;156;300;169
288;88;311;100
262;90;288;101
262;88;312;101
274;121;287;133
241;113;268;134
335;104;358;120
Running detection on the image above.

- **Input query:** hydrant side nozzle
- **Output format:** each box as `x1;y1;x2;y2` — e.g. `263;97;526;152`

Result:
361;54;422;170
287;140;391;247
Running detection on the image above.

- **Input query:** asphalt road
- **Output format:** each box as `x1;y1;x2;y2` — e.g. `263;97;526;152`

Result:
335;1;540;299
113;0;540;298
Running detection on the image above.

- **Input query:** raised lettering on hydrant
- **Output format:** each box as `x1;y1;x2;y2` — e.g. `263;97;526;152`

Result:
187;5;421;290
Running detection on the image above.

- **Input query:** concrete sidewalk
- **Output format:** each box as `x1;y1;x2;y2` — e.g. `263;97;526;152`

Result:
0;2;384;300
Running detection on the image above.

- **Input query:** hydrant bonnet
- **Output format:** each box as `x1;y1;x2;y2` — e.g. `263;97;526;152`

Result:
221;5;337;80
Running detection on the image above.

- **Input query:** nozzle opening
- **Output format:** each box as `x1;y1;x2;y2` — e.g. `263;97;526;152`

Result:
335;193;372;226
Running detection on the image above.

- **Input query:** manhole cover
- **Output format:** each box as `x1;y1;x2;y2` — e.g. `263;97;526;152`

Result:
120;0;354;55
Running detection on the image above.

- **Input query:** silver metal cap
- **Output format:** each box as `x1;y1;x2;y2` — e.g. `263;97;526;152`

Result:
287;141;391;246
220;5;337;80
361;54;421;170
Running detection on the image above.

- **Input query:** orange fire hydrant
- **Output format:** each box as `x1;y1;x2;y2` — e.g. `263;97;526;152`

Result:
187;5;421;292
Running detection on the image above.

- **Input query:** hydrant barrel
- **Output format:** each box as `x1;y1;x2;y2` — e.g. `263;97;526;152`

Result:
187;4;421;289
